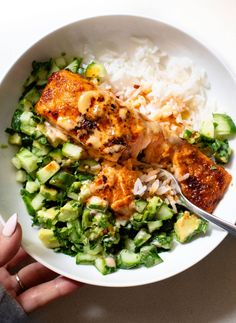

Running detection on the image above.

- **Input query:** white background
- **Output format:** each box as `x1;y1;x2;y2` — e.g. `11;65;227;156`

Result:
1;0;236;322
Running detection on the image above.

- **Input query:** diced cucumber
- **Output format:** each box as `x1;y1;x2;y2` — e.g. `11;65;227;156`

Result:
200;119;215;138
124;238;136;252
11;156;21;170
62;142;83;160
49;149;63;163
213;113;236;139
16;170;27;183
16;148;39;173
70;181;82;192
83;243;103;256
140;245;163;268
37;161;60;184
49;171;75;189
135;200;147;213
30;60;51;86
130;212;146;230
67;192;79;200
18;98;33;111
147;220;163;233
92;212;111;229
32;140;50;156
20;124;36;136
117;250;141;269
157;204;174;220
146;196;163;219
76;252;97;264
38;228;60;248
151;232;173;250
81;208;92;229
58;201;82;222
49;60;60;75
40;185;58;201
95;257;116;275
23;87;40;105
134;229;151;247
25;180;40;193
31;193;45;211
65;58;81;73
21;189;35;216
8;133;22;145
54;56;67;69
87;196;108;211
20;111;35;126
11;109;22;132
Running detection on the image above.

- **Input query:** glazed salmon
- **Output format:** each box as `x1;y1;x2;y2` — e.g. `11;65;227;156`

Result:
172;142;232;212
36;70;164;162
90;164;140;218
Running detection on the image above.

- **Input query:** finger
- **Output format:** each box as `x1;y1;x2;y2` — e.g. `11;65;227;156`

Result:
0;218;22;267
11;262;58;291
17;276;82;313
6;248;30;271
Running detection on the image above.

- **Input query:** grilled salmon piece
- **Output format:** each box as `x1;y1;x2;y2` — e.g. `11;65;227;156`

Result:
172;142;232;212
90;164;140;218
36;70;163;162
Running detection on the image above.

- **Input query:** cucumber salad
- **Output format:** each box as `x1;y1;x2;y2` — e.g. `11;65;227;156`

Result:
6;56;236;275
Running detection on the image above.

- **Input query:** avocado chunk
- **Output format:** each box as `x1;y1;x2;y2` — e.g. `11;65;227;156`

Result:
174;211;208;243
40;185;58;201
38;228;60;248
58;201;82;222
37;207;59;223
49;171;75;189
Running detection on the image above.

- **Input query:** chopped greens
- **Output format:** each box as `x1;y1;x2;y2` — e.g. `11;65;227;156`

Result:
183;127;233;164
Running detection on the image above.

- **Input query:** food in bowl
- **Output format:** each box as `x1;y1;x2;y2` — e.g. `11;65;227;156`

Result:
6;39;235;275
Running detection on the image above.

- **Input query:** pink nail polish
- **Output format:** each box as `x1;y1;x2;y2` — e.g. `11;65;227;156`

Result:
2;213;18;237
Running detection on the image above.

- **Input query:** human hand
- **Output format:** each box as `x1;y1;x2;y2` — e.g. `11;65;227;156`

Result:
0;213;82;313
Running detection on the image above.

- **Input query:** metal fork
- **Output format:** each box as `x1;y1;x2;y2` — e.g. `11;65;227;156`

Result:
160;168;236;236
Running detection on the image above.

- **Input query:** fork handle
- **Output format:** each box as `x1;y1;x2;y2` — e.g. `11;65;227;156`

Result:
181;196;236;237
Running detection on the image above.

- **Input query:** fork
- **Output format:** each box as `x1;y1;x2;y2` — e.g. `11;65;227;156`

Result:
160;169;236;236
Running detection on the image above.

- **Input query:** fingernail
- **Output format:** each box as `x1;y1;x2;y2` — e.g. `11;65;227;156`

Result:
0;216;5;230
2;213;18;237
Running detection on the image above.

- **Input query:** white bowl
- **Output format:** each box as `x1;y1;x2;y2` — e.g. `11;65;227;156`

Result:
0;15;235;287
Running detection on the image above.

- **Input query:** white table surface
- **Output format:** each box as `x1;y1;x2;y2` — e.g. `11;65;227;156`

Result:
1;0;236;322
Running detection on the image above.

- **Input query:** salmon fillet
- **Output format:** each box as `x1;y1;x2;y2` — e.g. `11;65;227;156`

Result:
36;70;164;162
90;164;140;218
172;142;232;212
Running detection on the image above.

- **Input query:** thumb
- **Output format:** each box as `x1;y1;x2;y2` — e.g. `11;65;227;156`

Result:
0;214;22;267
